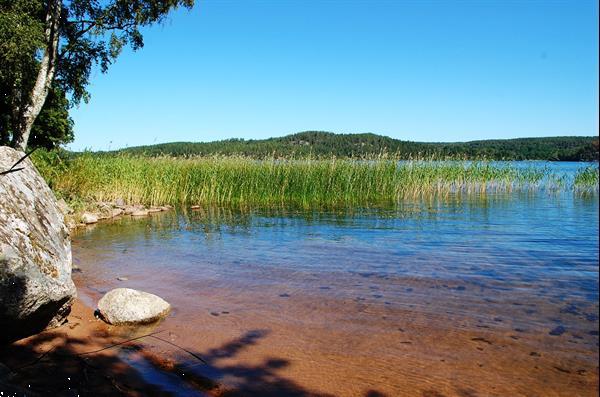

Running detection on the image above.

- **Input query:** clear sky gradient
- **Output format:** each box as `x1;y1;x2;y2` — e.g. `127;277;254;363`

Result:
68;0;599;151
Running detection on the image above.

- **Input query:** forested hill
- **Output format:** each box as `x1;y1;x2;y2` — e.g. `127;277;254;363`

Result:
117;132;599;161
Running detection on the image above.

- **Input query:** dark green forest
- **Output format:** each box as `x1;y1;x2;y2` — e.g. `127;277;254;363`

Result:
115;131;599;161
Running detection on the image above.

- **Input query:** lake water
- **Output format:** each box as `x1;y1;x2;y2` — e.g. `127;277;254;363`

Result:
71;162;599;397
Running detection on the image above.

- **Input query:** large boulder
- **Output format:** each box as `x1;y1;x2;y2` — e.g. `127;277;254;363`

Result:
0;146;76;343
97;288;171;325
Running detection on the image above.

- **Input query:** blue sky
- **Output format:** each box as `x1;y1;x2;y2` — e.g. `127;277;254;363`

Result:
69;0;599;151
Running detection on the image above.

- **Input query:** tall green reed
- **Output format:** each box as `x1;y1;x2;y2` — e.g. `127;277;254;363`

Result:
31;151;598;209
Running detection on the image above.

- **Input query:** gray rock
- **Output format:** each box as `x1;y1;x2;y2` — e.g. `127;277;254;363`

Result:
115;197;126;207
97;288;170;325
110;208;124;217
80;212;98;224
65;217;77;230
123;205;145;215
57;198;73;215
0;146;76;342
130;209;149;217
96;204;113;220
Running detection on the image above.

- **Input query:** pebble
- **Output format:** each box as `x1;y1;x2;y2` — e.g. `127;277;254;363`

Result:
549;325;567;336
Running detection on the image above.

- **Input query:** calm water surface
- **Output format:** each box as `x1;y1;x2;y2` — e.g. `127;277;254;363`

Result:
72;162;599;397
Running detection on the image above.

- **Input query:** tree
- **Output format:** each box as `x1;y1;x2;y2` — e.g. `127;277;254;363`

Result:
0;0;194;151
1;78;74;150
29;85;74;150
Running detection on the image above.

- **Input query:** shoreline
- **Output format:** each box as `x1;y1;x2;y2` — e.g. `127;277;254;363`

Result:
0;294;228;396
0;203;224;396
5;264;598;396
2;201;598;396
63;201;174;230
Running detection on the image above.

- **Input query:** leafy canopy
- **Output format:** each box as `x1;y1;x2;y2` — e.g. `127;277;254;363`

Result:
0;0;193;149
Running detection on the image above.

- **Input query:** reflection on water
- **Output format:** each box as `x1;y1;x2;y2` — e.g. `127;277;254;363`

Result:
75;192;599;301
72;187;599;396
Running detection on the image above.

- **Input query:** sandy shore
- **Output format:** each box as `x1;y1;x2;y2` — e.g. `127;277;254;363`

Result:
2;283;599;397
1;213;597;396
0;300;224;396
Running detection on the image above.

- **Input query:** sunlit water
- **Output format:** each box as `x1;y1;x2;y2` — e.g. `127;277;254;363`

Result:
71;162;599;397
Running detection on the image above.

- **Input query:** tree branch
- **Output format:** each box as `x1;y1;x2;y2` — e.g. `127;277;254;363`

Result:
60;20;138;59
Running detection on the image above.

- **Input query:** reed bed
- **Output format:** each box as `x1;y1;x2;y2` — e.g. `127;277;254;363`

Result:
32;152;598;209
574;166;600;191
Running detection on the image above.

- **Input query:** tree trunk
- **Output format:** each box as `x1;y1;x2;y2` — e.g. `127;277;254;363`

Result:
12;0;61;151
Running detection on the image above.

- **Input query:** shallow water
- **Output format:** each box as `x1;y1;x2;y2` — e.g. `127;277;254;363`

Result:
72;163;599;397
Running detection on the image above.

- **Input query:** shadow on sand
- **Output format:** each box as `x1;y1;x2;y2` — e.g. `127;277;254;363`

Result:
1;324;390;396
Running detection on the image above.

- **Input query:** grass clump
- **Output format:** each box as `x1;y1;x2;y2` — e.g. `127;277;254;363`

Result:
31;151;597;209
574;166;600;192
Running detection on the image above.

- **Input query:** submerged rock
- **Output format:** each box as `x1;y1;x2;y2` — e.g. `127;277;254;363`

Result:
0;146;76;343
97;288;170;325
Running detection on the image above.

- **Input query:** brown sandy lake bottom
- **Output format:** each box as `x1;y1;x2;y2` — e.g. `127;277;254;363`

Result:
60;189;599;397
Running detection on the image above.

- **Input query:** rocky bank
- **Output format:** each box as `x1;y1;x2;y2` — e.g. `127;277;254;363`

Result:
0;146;76;342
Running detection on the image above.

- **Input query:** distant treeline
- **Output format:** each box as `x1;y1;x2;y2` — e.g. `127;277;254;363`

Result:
115;131;599;161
